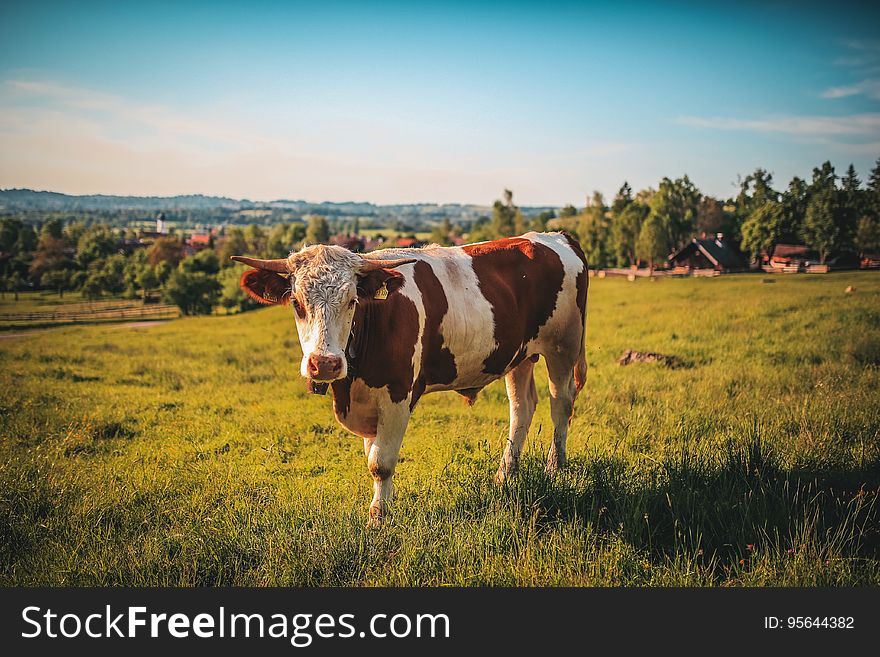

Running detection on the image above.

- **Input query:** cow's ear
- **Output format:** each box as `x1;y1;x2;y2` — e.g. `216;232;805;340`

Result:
240;270;292;305
356;267;405;299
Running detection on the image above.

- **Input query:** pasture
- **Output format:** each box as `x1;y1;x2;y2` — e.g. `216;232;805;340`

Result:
1;272;879;586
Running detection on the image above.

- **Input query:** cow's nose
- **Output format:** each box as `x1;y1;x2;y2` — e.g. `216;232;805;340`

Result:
307;354;343;380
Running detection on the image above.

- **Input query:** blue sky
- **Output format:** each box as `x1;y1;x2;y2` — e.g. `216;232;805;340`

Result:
0;0;878;205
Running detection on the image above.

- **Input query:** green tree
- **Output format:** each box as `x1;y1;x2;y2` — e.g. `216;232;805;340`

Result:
636;213;668;271
577;191;609;267
305;216;330;245
490;189;523;238
163;269;221;315
530;210;555;232
645;176;700;257
429;218;454;246
76;225;117;267
696;196;725;236
244;224;268;256
609;201;649;267
179;250;220;275
266;223;306;258
780;176;808;242
740;202;784;262
219;266;258;313
801;161;843;263
854;216;880;256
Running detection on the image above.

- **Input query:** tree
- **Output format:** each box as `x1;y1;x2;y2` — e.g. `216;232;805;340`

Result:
429;218;454;246
162;269;221;315
219;266;258;313
490;189;523;238
179;250;220;275
636;213;668;271
740;202;784;262
305;216;330;245
266;223;306;258
801;161;843;263
854;216;880;256
609;201;649;267
736;168;778;219
780;176;807;242
645;176;700;257
29;233;74;290
530;210;555;232
577;191;610;267
146;236;184;268
76;225;117;267
696;196;725;236
219;227;249;264
244;224;267;256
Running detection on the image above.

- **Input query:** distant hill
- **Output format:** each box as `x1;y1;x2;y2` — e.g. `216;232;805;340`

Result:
0;189;554;219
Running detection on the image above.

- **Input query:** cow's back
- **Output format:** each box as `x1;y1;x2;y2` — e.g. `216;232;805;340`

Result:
379;232;587;396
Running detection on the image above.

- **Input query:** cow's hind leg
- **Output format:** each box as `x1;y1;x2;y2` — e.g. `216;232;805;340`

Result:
495;357;537;484
544;351;579;473
365;397;410;528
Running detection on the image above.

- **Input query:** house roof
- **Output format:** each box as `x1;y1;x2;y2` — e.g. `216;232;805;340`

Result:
669;238;747;269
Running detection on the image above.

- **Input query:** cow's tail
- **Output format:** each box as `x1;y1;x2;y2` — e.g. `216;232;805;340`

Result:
573;292;587;394
560;231;589;395
574;324;587;394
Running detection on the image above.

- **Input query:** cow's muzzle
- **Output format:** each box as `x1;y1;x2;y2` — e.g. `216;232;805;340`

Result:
307;353;344;381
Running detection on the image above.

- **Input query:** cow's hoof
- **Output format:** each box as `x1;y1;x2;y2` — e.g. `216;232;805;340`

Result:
367;505;387;529
544;460;565;475
493;469;513;485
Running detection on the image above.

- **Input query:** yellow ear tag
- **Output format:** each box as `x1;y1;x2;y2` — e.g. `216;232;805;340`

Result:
374;282;389;300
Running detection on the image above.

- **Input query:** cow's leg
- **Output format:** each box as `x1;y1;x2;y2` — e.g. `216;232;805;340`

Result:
495;358;537;484
366;398;410;527
544;351;578;473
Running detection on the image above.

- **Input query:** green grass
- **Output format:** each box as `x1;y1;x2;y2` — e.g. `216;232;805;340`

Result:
1;272;878;586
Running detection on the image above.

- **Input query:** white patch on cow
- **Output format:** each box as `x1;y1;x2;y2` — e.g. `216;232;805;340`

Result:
287;245;361;379
522;232;586;354
391;262;426;384
366;245;498;391
428;248;497;389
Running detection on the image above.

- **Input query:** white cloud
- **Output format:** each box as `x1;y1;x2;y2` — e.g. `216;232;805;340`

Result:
821;78;880;101
676;113;880;136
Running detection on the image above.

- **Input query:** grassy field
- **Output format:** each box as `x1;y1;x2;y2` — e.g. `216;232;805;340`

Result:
1;272;879;586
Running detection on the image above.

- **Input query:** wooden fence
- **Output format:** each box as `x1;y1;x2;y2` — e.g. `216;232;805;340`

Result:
0;304;180;324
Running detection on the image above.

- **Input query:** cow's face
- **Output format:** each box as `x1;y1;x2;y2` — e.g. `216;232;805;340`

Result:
232;246;416;383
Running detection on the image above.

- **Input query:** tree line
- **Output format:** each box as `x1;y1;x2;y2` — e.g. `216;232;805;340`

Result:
2;158;879;314
449;158;880;269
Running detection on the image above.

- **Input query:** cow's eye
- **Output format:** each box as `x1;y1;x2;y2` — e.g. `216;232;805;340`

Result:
292;298;306;318
348;298;357;309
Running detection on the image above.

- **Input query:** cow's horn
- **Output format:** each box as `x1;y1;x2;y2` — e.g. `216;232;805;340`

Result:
358;257;418;273
230;256;289;273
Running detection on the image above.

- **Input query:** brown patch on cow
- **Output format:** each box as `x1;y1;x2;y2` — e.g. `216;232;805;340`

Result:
356;267;406;299
340;282;419;405
369;461;393;481
462;237;565;375
331;378;380;437
239;270;291;305
413;261;457;386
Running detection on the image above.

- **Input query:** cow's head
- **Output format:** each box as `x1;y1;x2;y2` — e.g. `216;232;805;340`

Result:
232;245;416;382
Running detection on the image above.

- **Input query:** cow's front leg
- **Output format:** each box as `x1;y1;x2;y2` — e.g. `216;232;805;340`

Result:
365;397;410;528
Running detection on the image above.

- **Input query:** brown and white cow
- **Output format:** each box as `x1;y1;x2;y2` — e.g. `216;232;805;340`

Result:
232;231;588;525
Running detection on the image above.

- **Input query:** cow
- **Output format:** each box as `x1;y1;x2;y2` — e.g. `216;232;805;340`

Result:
232;231;588;526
